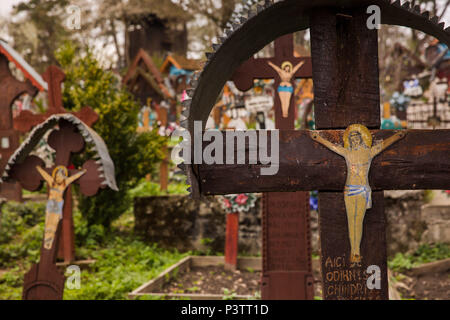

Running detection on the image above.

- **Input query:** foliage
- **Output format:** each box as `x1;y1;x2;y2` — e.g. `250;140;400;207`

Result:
128;179;189;198
0;201;46;268
8;0;73;73
63;237;185;300
0;201;186;300
388;243;450;272
55;43;166;228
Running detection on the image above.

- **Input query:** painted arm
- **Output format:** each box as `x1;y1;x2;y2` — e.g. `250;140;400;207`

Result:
267;61;283;74
310;131;346;157
371;131;407;157
36;166;52;185
65;169;87;186
292;61;305;74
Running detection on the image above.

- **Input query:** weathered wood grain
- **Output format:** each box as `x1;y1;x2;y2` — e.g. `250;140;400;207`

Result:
318;192;388;300
197;129;450;194
311;8;388;300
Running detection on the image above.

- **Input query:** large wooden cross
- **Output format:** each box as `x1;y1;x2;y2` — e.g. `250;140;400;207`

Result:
193;9;450;300
13;66;98;263
231;34;315;299
0;53;38;201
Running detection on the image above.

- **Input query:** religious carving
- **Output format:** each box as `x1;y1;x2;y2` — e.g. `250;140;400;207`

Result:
310;124;406;266
36;165;86;250
267;61;305;118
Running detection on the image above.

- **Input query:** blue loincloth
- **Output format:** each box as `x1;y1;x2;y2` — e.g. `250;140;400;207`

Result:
278;85;294;93
46;199;64;216
345;185;372;209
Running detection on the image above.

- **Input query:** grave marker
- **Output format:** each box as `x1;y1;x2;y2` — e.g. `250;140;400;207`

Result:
179;0;450;300
2;113;118;300
12;66;98;263
232;34;314;299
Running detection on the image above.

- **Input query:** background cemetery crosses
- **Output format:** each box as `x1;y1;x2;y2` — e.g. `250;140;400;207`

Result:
0;40;45;201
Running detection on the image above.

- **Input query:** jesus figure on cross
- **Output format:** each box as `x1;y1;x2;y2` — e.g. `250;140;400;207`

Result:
311;125;406;267
36;165;86;250
267;60;305;118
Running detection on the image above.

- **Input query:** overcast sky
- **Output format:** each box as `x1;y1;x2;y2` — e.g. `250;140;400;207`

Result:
0;0;21;17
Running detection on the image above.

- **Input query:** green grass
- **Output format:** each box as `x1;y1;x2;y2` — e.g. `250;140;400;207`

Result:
128;180;189;198
388;243;450;272
0;201;187;300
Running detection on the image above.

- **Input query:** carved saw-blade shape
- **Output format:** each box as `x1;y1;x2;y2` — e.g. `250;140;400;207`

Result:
179;0;450;198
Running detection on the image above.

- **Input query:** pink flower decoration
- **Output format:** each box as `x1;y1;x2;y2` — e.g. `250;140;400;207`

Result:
235;194;248;205
181;90;188;102
223;198;231;208
445;190;450;195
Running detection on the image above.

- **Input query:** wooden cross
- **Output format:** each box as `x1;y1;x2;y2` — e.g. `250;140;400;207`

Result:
13;66;98;263
14;66;98;133
0;53;38;201
231;34;314;299
232;34;312;129
11;120;104;265
193;9;450;300
13;119;105;299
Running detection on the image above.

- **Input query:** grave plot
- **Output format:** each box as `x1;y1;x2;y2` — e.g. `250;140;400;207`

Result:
129;256;323;300
178;0;450;300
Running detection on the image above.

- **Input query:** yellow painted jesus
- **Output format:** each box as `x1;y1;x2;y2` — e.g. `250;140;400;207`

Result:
311;125;406;266
36;165;86;250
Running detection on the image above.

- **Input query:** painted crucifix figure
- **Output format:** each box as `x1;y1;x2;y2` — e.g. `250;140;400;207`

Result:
267;60;305;118
311;125;406;266
232;33;312;129
36;165;86;250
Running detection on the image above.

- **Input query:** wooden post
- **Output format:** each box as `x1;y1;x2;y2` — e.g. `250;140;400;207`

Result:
0;53;38;202
232;34;314;300
224;212;239;271
310;9;388;300
160;145;169;192
23;220;65;300
58;186;75;264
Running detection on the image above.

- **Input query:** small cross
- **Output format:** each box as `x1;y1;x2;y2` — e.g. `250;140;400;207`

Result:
14;66;99;133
